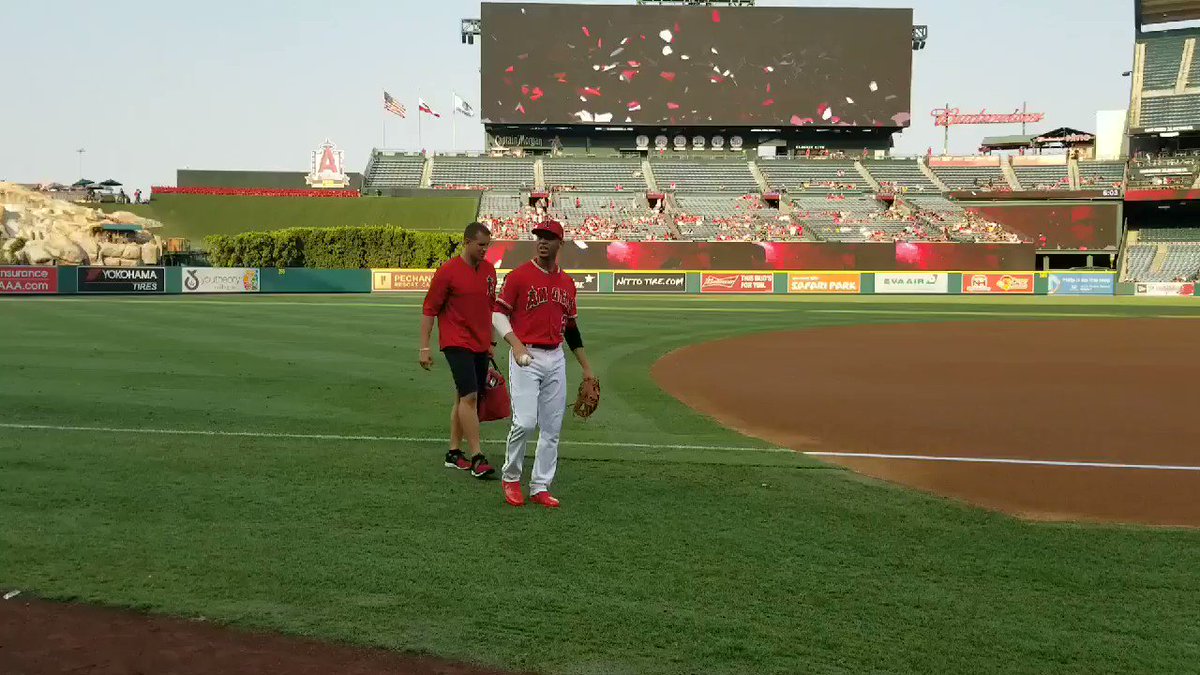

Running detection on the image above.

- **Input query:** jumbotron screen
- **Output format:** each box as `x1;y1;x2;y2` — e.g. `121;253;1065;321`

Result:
480;3;914;127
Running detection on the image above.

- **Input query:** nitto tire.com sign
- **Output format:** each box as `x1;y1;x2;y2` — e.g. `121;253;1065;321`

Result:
183;267;261;293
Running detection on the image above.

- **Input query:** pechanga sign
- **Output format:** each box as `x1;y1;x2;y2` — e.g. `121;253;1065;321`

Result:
182;267;260;293
305;139;350;189
372;269;436;292
77;267;165;294
931;107;1045;127
0;266;58;294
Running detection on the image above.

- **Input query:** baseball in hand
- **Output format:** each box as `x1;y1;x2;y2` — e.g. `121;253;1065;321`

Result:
517;353;533;367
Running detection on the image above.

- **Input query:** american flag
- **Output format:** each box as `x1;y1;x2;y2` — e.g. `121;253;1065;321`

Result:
383;91;406;118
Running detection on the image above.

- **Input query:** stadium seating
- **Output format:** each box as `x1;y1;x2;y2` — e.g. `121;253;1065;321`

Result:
543;159;646;191
1139;95;1200;130
1157;243;1200;280
1078;161;1126;188
1013;165;1070;191
1139;227;1200;242
1124;243;1158;280
861;160;938;191
672;193;794;241
431;156;534;190
1128;156;1198;189
1141;36;1188;90
363;152;424;189
757;160;865;192
651;161;760;192
931;165;1008;190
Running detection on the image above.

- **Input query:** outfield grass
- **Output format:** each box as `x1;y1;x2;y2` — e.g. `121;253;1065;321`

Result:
98;194;478;245
2;295;1200;674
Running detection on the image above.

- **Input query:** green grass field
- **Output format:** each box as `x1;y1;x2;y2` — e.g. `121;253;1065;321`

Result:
3;295;1200;674
99;195;479;245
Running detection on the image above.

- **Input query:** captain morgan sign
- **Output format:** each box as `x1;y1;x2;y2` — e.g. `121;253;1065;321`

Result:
306;139;350;189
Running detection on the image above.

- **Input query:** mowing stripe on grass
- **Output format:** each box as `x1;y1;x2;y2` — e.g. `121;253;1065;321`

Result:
810;309;1126;318
0;422;792;454
807;451;1200;472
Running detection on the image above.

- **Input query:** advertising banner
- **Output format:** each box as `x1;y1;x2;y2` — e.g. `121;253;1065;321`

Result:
182;267;260;293
1135;282;1196;297
700;273;774;294
372;269;436;292
961;273;1035;294
787;273;862;294
875;272;949;294
77;267;165;294
569;271;600;293
613;272;687;293
1046;273;1115;296
0;266;58;294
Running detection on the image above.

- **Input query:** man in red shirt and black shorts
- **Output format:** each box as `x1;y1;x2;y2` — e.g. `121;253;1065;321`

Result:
492;220;595;507
420;222;497;479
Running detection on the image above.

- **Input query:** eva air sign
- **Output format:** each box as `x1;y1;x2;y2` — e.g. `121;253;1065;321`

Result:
875;273;949;294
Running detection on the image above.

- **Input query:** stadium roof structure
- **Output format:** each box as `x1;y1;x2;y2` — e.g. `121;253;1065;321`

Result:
979;134;1036;151
1138;0;1200;30
981;128;1095;152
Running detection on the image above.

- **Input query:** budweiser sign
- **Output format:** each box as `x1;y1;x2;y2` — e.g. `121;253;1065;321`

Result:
931;108;1045;127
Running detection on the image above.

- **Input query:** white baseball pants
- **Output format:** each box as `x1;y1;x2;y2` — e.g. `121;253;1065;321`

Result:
503;345;567;495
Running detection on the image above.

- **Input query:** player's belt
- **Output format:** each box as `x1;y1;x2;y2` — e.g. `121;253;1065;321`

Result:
527;343;560;351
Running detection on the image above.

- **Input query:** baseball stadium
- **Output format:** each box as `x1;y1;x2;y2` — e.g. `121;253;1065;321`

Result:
3;1;1200;673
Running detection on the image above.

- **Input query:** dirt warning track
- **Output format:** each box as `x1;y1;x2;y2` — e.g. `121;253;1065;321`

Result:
653;319;1200;527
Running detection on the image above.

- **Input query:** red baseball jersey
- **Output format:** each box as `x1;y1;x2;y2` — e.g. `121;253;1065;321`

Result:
423;256;497;353
495;260;577;347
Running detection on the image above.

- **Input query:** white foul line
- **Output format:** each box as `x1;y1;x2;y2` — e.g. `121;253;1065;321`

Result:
0;422;791;454
805;451;1200;473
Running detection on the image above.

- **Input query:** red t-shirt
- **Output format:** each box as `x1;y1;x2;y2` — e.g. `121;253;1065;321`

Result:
495;260;577;347
423;257;497;353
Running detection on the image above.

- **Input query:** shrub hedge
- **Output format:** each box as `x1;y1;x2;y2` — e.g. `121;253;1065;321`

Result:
204;227;461;269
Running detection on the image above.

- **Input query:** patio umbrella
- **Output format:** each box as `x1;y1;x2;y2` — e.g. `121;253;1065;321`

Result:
98;179;123;187
71;179;95;188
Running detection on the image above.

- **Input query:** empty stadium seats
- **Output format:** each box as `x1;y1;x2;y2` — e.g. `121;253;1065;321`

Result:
931;165;1008;190
1141;36;1188;90
651;161;760;192
1078;161;1125;188
543;159;646;191
363;152;425;189
1014;165;1070;191
431;156;534;190
1140;226;1200;242
1124;243;1158;280
757;160;865;192
1139;95;1200;129
861;160;938;191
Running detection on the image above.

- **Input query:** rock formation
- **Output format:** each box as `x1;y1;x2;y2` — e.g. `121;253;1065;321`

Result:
0;182;164;267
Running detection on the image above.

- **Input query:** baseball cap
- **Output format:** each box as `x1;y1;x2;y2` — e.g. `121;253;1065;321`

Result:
532;220;565;241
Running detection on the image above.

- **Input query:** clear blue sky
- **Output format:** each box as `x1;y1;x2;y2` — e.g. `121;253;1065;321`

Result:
1;0;1133;193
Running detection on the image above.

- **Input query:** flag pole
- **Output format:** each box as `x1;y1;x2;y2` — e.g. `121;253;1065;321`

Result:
418;93;423;153
452;92;458;153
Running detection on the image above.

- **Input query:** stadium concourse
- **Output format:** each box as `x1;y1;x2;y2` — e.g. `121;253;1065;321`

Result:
363;151;1144;245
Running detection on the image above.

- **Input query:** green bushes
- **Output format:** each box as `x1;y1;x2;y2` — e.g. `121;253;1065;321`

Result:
204;227;461;269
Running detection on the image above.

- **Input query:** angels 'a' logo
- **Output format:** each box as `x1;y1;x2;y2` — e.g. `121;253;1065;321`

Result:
306;139;350;189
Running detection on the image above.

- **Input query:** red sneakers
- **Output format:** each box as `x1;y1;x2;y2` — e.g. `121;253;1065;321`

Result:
502;481;526;507
529;492;560;508
470;454;496;480
444;450;471;471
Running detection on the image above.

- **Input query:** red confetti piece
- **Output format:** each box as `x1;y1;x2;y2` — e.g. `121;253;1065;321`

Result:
766;83;771;93
554;72;568;83
640;34;646;40
516;103;526;114
505;66;514;73
521;85;530;96
531;87;544;101
762;99;775;106
710;76;725;83
712;10;720;23
832;116;841;124
660;72;676;82
667;102;680;110
621;69;638;81
581;86;602;97
518;53;529;60
674;22;680;33
627;60;641;67
627;101;642;111
582;26;590;37
598;38;602;49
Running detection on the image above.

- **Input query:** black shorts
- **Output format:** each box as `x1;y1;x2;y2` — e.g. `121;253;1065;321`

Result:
443;347;489;399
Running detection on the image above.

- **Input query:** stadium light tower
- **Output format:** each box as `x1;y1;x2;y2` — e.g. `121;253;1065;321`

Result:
461;18;480;45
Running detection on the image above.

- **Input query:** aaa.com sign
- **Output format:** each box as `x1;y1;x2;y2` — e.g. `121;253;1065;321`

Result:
962;273;1034;294
700;273;774;294
0;266;58;294
372;269;435;292
788;273;861;294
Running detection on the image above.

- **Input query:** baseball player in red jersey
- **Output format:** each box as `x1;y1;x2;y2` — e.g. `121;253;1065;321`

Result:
419;222;498;480
492;221;595;508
